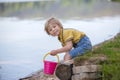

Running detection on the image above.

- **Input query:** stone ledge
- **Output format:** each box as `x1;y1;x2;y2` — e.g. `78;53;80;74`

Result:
73;65;102;74
72;72;102;80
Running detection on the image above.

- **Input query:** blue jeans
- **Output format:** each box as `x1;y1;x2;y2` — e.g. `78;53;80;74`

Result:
69;35;92;58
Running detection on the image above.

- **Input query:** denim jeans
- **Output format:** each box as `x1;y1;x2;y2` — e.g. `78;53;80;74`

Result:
69;35;92;58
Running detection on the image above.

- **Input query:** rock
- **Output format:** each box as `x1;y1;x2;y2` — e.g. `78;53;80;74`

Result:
19;70;59;80
72;65;102;74
72;72;102;80
55;64;73;80
72;65;102;80
74;55;107;66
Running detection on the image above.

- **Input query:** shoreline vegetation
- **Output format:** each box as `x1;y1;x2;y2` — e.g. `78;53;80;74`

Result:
0;0;120;19
20;32;120;80
112;0;120;2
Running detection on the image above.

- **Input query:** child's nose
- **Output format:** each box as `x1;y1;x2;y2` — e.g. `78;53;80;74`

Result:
52;28;55;31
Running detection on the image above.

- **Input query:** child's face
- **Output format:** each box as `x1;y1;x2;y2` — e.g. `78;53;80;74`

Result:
48;23;61;36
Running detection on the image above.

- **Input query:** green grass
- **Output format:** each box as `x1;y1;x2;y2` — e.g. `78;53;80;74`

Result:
111;0;120;2
74;32;120;80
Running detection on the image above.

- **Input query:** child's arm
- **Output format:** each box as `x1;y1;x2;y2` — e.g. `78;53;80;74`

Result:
50;40;73;56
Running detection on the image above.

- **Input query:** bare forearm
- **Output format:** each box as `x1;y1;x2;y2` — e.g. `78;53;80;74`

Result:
56;45;72;54
50;41;73;56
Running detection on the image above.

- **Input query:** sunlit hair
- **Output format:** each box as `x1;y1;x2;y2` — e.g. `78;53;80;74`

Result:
44;17;63;35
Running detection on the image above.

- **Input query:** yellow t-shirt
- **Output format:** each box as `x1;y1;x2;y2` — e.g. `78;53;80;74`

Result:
58;28;85;46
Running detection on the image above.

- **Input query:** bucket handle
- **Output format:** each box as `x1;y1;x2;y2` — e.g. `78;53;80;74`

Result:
43;52;60;63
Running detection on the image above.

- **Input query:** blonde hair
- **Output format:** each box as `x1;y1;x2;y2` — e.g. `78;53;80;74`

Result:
44;17;63;35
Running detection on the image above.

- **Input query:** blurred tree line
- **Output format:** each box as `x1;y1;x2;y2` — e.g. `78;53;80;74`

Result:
112;0;120;2
0;0;93;18
0;0;119;19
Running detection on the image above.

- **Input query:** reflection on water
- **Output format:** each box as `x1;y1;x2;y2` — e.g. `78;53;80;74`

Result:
0;0;120;19
0;16;120;80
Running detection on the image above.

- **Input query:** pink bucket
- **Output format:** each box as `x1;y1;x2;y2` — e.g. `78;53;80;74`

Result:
43;53;59;75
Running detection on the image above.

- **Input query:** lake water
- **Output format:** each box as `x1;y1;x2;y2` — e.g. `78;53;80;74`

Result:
0;16;120;80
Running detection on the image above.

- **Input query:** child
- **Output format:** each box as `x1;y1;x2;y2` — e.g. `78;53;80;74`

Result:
44;17;92;62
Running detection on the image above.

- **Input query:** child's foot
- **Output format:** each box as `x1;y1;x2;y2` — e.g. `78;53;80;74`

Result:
63;59;74;65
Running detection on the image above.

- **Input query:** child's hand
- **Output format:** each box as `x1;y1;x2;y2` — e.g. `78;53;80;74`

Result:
50;50;58;56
